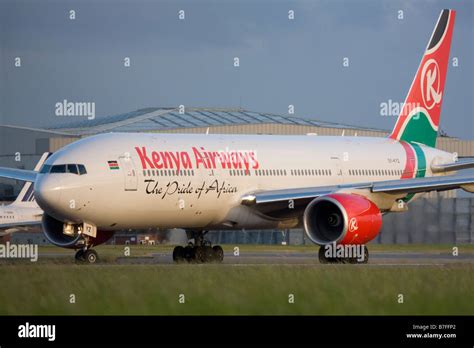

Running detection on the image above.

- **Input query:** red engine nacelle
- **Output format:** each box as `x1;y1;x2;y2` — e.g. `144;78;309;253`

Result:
303;193;382;245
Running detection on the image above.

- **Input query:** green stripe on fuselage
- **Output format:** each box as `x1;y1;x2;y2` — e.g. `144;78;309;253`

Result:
402;142;426;203
410;142;426;178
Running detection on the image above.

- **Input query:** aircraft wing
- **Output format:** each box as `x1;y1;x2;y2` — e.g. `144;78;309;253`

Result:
0;167;37;182
0;220;42;229
0;220;42;235
241;174;474;207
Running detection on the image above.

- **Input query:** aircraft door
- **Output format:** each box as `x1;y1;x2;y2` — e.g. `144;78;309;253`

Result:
330;154;344;184
119;155;138;191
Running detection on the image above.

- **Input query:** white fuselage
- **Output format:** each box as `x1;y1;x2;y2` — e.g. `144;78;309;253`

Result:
34;133;454;231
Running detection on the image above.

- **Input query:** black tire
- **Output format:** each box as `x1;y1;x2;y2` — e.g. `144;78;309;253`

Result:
360;246;369;264
202;246;214;262
184;246;194;262
194;246;205;263
347;257;359;264
84;249;98;264
318;246;329;264
212;245;224;263
173;246;185;262
75;250;85;263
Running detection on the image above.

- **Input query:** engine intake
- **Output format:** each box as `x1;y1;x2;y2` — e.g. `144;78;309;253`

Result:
42;214;114;249
303;193;382;245
42;214;83;248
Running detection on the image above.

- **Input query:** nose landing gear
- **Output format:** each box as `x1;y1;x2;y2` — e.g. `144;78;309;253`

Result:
74;243;99;264
172;230;224;263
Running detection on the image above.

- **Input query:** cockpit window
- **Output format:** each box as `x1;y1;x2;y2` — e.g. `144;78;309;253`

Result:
50;164;66;173
40;164;51;174
78;164;87;175
41;164;87;175
67;164;78;174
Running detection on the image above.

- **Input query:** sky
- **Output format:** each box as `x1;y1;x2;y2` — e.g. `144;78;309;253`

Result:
1;0;473;139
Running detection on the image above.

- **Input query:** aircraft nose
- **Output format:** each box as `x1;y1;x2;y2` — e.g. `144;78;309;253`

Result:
34;175;63;213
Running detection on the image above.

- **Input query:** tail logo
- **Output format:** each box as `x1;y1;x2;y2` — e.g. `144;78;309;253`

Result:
421;58;442;110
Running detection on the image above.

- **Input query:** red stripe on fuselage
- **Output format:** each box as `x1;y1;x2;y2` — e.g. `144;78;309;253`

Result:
400;142;416;179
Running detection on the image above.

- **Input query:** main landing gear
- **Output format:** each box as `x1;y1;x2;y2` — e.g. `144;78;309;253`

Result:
172;230;224;263
318;245;369;264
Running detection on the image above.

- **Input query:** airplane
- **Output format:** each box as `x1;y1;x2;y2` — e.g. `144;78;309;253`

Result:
0;153;50;236
1;9;473;264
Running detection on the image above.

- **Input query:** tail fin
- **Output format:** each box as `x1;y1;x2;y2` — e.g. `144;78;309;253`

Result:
389;9;455;148
13;152;51;206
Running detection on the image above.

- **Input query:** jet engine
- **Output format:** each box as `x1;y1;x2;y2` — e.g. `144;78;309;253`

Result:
42;214;114;249
303;193;382;245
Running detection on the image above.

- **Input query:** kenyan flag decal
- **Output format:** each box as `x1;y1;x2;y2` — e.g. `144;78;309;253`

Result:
108;160;120;170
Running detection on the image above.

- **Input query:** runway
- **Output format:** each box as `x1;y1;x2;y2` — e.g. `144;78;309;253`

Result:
106;250;474;265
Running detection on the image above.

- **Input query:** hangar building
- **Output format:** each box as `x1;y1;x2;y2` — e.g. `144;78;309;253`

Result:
1;106;473;198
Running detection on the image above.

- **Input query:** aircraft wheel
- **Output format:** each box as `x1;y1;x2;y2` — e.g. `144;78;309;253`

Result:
360;246;369;264
84;249;98;264
75;250;85;263
194;246;205;263
173;246;185;262
318;246;329;264
184;246;194;262
212;245;224;263
201;246;214;262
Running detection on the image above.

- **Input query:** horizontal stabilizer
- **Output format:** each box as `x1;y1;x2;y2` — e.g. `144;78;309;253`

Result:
431;158;474;173
371;174;474;194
